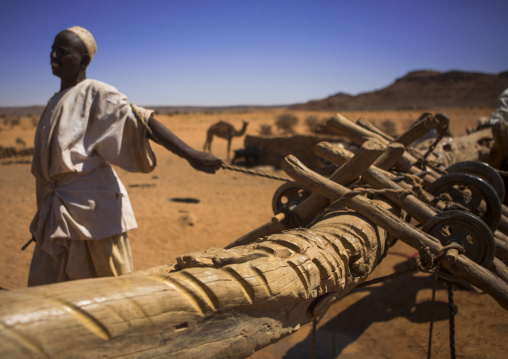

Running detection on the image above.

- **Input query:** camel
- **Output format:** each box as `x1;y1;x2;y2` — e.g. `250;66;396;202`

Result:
203;120;249;160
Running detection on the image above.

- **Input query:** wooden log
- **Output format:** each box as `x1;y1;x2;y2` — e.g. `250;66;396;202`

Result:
326;114;438;183
315;142;437;223
502;204;508;219
0;202;391;358
491;258;508;284
316;142;508;262
281;155;508;310
327;113;388;145
228;140;386;248
356;117;394;142
291;140;385;224
373;142;406;170
497;214;508;236
495;237;508;262
225;221;286;248
391;112;437;147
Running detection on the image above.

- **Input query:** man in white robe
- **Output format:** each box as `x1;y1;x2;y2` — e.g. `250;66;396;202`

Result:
28;26;222;286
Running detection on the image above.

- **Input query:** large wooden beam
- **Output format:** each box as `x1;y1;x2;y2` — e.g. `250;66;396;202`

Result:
0;200;393;358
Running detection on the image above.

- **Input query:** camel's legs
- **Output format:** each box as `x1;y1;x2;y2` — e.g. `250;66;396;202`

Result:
204;133;213;152
226;139;232;160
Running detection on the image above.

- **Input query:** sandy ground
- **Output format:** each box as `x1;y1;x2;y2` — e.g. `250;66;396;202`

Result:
1;107;507;358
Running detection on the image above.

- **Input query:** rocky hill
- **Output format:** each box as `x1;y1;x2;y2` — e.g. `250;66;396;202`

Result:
290;70;508;111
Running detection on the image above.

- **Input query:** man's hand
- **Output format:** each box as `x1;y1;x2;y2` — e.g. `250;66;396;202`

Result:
146;117;223;173
187;150;223;174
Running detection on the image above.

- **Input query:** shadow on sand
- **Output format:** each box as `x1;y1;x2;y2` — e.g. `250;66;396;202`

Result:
282;256;453;359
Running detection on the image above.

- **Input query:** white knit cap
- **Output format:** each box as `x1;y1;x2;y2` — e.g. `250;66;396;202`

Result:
66;26;97;60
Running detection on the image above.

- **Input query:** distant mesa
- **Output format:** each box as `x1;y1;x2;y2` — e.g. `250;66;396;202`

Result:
2;69;508;116
289;69;508;111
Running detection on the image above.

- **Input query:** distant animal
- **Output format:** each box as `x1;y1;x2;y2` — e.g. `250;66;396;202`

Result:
15;138;26;148
203;120;249;160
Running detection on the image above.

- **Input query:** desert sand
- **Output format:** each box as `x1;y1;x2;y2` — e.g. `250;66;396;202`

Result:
1;107;507;358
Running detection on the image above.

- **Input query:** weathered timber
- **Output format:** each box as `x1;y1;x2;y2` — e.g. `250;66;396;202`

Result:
0;202;391;359
227;140;386;248
326;113;438;183
316;142;508;262
491;257;508;283
372;142;406;170
495;237;508;261
391;112;437;147
225;221;286;248
270;140;386;225
315;142;437;223
281;155;508;310
356;117;394;142
291;140;385;224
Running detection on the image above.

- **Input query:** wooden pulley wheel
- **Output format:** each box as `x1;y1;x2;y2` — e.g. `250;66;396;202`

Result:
422;210;495;282
446;160;505;202
272;181;311;214
426;172;502;232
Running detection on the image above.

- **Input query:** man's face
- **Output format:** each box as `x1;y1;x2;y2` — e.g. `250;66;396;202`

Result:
50;31;88;80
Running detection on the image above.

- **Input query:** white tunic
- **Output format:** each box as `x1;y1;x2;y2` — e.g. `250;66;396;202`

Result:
30;79;156;257
490;88;508;125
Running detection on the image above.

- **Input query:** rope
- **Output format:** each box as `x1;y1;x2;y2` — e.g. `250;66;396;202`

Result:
427;272;439;359
419;242;462;359
220;163;291;182
448;282;456;359
311;317;317;359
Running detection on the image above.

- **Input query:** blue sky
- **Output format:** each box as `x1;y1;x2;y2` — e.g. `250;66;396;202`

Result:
1;0;507;107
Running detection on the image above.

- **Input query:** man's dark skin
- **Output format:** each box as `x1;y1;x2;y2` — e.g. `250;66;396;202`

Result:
51;30;223;173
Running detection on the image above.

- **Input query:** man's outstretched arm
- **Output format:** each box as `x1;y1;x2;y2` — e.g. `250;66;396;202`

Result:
147;116;223;174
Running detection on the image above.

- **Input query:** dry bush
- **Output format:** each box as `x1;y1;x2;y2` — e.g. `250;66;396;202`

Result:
304;115;319;132
379;118;398;137
305;115;328;133
258;124;273;136
275;113;298;134
4;116;21;128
